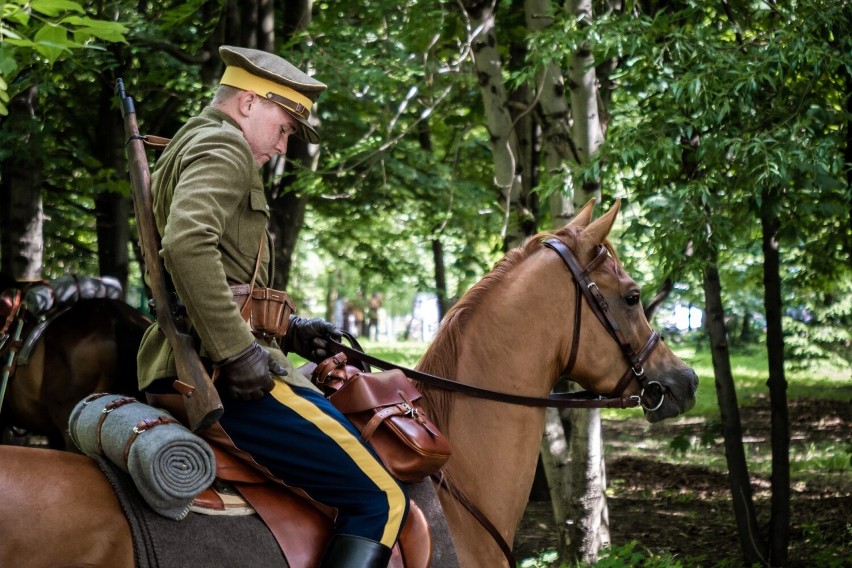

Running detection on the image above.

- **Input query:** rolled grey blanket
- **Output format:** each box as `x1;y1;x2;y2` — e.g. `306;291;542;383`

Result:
68;393;216;520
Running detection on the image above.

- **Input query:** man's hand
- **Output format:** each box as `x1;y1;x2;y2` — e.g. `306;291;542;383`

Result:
283;317;343;362
214;342;277;400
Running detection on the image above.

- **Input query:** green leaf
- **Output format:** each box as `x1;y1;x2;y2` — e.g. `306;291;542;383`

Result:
2;38;38;48
29;0;85;17
33;23;72;64
0;47;20;77
2;5;30;27
62;17;128;43
0;27;25;40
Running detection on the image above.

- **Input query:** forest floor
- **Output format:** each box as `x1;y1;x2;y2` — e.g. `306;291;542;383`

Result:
513;397;851;567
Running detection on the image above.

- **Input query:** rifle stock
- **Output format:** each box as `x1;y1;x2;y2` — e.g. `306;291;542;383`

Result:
115;78;223;432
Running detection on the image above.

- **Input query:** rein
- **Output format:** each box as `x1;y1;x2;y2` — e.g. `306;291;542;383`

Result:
330;338;642;409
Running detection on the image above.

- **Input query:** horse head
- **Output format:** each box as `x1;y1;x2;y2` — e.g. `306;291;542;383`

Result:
553;198;698;422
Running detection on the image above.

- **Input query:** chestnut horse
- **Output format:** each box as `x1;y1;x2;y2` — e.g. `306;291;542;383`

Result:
1;289;150;449
0;200;697;567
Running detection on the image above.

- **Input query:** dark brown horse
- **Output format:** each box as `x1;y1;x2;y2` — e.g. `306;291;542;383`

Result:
1;276;150;449
0;200;698;567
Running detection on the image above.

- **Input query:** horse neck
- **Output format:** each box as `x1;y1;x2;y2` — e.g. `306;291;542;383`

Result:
422;249;573;565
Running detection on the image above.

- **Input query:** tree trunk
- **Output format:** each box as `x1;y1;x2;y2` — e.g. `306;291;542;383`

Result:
524;0;575;228
539;407;571;557
0;86;44;281
266;0;320;290
703;250;768;565
431;239;449;323
564;406;609;563
526;0;608;561
644;277;674;322
459;0;527;249
508;6;539;237
94;76;131;295
760;190;790;566
565;0;603;207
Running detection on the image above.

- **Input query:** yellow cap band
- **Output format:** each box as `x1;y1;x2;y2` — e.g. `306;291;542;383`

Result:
220;66;313;118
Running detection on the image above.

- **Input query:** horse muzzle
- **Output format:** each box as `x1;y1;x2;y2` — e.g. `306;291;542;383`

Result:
642;367;698;423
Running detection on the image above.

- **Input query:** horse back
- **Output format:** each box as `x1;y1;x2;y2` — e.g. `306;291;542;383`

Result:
0;446;134;567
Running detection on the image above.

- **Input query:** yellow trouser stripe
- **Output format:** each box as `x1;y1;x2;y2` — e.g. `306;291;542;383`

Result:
269;381;406;546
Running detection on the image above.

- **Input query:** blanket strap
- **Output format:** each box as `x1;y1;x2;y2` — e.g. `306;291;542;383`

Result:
96;396;140;455
123;416;180;466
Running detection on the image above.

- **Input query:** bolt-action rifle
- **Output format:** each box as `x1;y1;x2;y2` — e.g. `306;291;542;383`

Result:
115;78;223;432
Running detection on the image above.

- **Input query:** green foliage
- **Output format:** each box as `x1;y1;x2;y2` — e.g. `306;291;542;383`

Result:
287;0;505;308
592;541;685;568
0;0;127;114
525;0;851;371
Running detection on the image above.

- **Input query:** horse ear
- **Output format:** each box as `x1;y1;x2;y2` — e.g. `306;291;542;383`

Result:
582;198;621;244
567;198;596;228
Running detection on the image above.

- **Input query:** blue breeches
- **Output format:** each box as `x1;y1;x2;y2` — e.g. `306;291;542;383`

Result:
216;381;409;547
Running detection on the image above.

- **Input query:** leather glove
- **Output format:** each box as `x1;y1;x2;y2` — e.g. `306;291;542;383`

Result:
214;342;278;401
282;316;343;362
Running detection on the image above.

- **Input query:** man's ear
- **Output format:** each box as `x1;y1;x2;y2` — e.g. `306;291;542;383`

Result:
237;91;258;117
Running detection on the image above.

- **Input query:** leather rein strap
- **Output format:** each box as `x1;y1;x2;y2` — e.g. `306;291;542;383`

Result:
329;339;641;409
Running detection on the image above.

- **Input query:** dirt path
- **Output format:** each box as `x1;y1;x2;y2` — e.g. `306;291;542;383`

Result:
514;398;851;566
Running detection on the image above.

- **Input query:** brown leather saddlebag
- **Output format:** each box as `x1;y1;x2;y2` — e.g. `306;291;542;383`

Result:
231;284;295;339
312;354;451;483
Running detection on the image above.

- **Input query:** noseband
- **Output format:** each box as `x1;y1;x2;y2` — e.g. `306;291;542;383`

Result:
542;238;663;411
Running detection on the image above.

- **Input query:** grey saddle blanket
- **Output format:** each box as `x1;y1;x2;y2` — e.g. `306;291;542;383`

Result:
96;457;287;568
96;459;462;568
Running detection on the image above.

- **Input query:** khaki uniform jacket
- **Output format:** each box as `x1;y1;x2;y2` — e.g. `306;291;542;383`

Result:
137;106;315;393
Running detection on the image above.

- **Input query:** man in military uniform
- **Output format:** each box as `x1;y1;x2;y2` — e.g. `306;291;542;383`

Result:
137;45;407;568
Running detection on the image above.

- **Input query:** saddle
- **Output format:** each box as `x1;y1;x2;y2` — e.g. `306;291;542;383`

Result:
0;275;126;368
147;392;432;568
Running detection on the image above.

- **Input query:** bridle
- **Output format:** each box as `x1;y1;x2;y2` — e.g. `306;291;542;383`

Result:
542;238;664;412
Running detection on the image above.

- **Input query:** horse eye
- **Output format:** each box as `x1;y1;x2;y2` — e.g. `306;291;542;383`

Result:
625;293;641;306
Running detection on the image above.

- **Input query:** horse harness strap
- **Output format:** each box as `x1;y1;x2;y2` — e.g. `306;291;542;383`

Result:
542;238;662;403
329;338;640;409
0;289;26;415
431;472;516;568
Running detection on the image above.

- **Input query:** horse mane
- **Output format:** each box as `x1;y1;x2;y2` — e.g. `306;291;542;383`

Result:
416;224;621;429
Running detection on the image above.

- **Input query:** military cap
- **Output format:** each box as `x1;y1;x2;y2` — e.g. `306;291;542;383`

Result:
219;45;327;144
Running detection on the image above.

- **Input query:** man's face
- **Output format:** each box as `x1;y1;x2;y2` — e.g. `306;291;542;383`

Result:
242;96;300;167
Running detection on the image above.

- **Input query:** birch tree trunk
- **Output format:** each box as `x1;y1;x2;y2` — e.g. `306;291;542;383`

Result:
460;0;528;249
566;0;604;208
0;86;44;280
527;0;608;562
524;0;575;227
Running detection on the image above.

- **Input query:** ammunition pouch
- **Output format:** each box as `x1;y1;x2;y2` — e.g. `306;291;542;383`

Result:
231;284;295;340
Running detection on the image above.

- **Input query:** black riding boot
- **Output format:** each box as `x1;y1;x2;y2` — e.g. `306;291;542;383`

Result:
319;535;393;568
